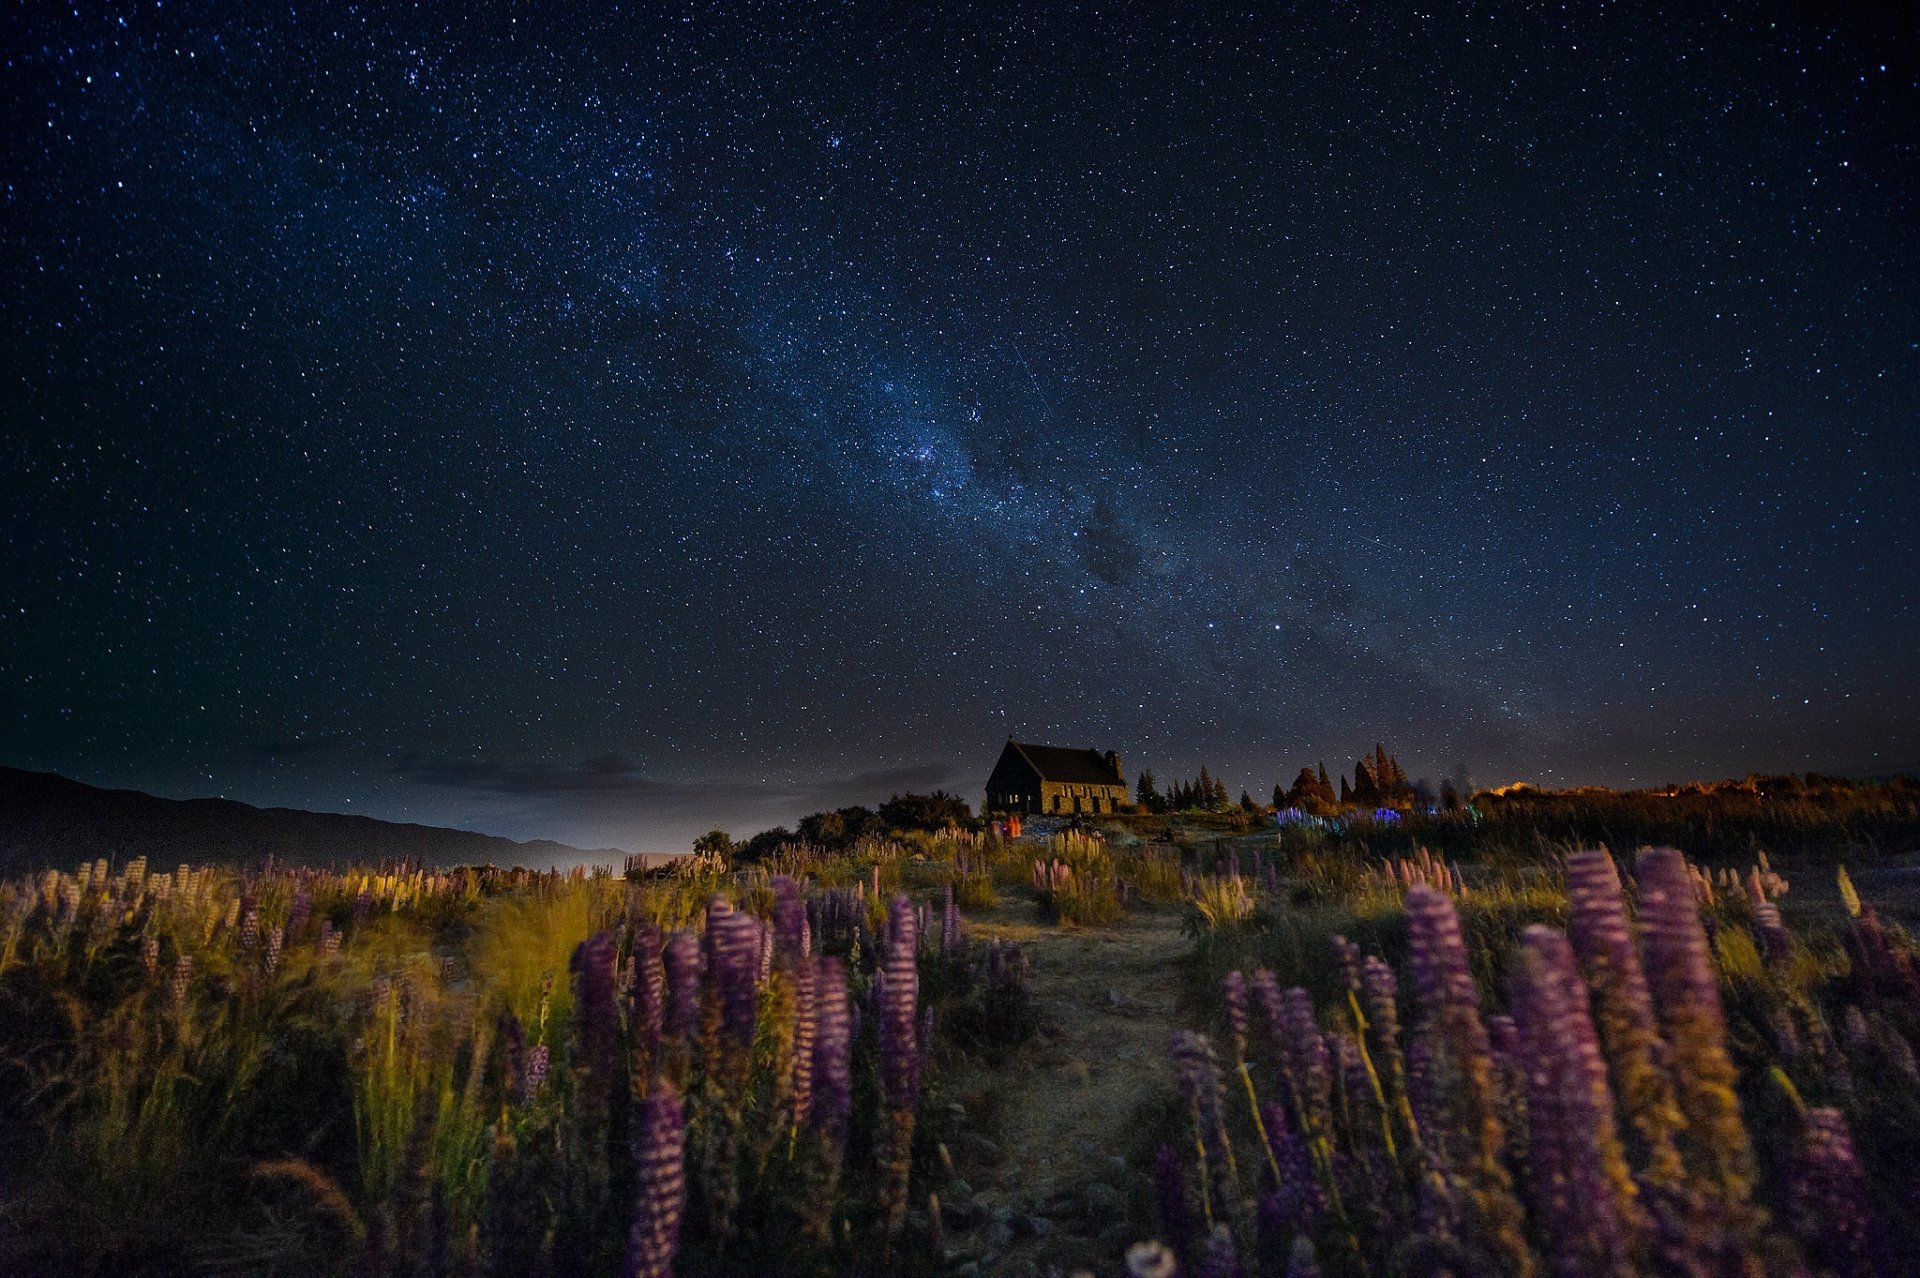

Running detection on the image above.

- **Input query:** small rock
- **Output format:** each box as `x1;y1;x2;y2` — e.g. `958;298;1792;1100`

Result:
1108;987;1127;1007
985;1221;1014;1251
1027;1214;1055;1238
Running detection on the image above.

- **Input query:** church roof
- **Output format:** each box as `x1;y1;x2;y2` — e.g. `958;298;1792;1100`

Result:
1005;740;1125;785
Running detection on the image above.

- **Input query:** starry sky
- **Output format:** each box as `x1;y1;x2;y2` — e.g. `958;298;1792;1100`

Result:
5;3;1918;855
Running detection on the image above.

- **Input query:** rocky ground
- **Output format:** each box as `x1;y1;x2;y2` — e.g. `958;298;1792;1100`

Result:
932;897;1193;1277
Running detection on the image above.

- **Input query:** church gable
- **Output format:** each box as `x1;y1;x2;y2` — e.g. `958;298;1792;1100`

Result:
984;738;1129;816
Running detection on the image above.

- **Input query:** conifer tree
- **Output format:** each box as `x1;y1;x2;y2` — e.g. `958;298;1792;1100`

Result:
1353;759;1377;804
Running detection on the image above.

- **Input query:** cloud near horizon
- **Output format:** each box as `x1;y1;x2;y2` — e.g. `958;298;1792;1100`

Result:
390;751;969;853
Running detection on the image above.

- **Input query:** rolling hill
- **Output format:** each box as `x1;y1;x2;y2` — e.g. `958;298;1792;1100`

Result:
0;767;628;873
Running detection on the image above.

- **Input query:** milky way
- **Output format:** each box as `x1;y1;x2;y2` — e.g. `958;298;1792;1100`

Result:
5;4;1917;852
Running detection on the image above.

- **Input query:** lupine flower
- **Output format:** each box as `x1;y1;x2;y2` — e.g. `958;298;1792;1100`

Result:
1172;1030;1238;1218
264;925;284;976
789;951;817;1125
630;925;665;1065
1284;1237;1323;1278
1332;935;1363;995
1634;848;1757;1214
571;930;620;1113
708;911;762;1052
879;894;921;1111
1262;1102;1327;1236
140;934;160;978
1513;926;1637;1278
1787;1107;1876;1278
1199;1223;1242;1278
877;894;921;1235
1563;848;1684;1187
1360;956;1409;1116
1404;886;1531;1275
238;897;260;951
809;955;851;1142
627;1085;687;1278
772;876;807;968
663;930;701;1040
1154;1142;1192;1258
521;1044;550;1104
1221;971;1249;1061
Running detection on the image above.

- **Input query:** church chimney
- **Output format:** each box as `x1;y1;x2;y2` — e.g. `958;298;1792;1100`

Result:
1103;750;1123;780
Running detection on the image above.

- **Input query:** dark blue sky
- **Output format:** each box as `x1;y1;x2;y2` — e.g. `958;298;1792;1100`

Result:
5;3;1917;853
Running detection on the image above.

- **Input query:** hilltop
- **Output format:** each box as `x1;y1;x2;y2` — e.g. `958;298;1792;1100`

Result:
0;767;627;873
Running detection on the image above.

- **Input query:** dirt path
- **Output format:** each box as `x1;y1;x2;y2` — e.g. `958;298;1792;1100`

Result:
937;896;1192;1277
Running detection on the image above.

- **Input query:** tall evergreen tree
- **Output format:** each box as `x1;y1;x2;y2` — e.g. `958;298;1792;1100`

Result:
1353;759;1377;803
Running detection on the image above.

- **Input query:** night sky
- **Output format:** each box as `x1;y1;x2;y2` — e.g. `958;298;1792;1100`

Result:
5;3;1918;855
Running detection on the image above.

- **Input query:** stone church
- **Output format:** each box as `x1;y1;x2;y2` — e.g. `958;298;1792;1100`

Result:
984;738;1129;816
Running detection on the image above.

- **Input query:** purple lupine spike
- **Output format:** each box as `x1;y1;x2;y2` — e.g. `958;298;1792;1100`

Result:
1788;1107;1877;1278
1513;926;1637;1278
1221;971;1250;1061
1635;847;1757;1212
1404;886;1527;1268
879;894;921;1111
140;934;160;978
521;1043;550;1104
709;911;762;1051
1153;1142;1192;1257
630;925;665;1061
1360;956;1408;1107
790;951;817;1123
263;925;284;976
1487;1013;1527;1161
571;930;620;1112
1172;1030;1238;1211
1263;1101;1328;1235
1564;847;1685;1188
772;876;807;969
1332;935;1363;995
663;930;701;1040
1199;1223;1242;1278
238;896;260;951
627;1084;687;1278
1283;1236;1322;1278
1280;986;1333;1137
809;956;852;1141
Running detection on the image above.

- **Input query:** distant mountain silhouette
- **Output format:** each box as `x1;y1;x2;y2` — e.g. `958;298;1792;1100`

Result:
0;767;629;873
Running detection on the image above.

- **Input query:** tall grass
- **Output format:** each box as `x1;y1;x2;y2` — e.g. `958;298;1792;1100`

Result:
0;859;979;1276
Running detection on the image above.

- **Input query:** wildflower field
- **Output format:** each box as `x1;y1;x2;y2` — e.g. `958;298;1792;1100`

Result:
4;814;1920;1278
